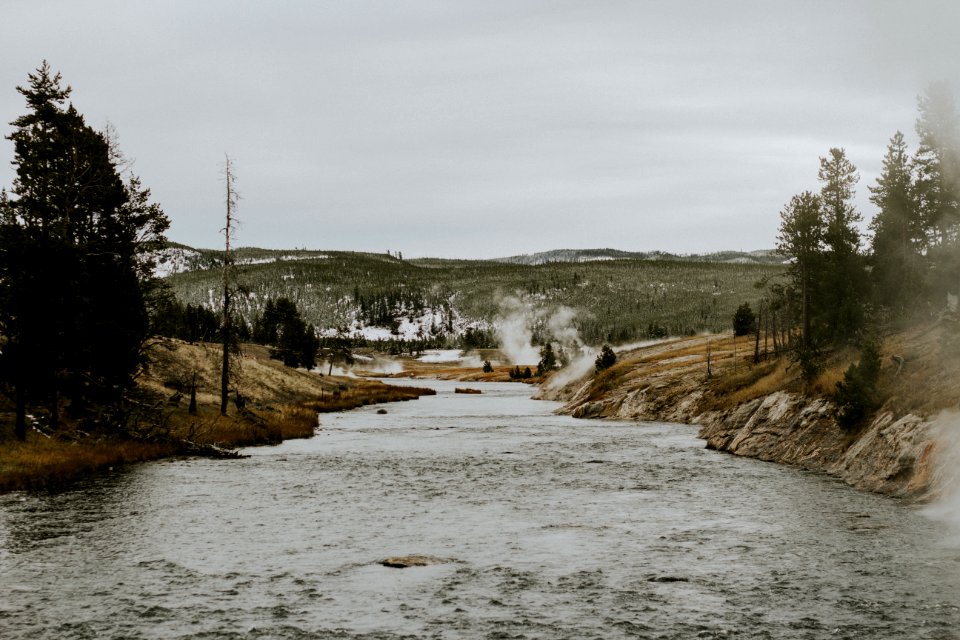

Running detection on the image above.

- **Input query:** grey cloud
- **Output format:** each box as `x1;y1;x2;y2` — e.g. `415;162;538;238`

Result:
1;1;958;257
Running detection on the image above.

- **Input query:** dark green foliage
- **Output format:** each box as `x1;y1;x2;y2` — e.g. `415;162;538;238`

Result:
835;335;882;428
509;366;534;380
796;339;822;384
818;148;868;344
912;82;960;250
251;296;319;369
253;298;299;345
869;131;924;315
0;63;168;436
537;343;558;377
152;298;221;342
460;327;497;350
482;360;494;373
594;345;617;372
777;191;824;360
646;322;669;339
732;303;757;337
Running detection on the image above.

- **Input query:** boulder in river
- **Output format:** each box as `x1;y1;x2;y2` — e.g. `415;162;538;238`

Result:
379;555;446;568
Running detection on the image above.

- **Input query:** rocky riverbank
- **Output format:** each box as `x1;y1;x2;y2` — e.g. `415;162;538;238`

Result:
546;325;956;499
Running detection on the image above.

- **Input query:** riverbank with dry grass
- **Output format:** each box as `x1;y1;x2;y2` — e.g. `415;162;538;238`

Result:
0;338;434;493
546;320;960;498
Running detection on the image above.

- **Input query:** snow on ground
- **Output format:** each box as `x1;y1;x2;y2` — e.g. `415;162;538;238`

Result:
152;248;327;277
238;254;328;266
154;246;205;278
317;304;491;344
417;350;464;363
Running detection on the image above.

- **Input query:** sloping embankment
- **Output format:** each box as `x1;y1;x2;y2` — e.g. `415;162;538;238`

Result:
545;331;945;498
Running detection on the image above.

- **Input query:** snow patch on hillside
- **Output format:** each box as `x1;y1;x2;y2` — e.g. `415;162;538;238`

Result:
316;302;491;344
153;248;328;277
239;254;328;266
154;246;205;277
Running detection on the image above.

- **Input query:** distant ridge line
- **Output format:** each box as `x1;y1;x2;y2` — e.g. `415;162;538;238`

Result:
491;248;783;266
157;242;785;272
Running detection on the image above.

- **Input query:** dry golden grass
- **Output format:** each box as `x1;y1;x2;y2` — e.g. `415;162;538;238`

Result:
877;321;960;417
0;339;435;492
0;433;178;493
592;320;960;421
809;361;849;397
303;383;435;413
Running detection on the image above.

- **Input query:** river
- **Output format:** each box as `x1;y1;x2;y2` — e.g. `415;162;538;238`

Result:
2;379;959;639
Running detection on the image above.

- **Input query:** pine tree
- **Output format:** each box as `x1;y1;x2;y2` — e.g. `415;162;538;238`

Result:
0;62;169;437
536;343;557;376
732;303;757;337
913;82;960;249
835;333;882;428
594;345;617;372
869;131;923;315
818;147;867;343
776;191;825;380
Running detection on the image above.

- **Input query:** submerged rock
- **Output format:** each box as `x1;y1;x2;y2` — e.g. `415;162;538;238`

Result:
648;575;689;583
380;555;447;568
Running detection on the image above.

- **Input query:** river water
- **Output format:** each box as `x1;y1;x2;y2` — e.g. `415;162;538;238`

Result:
2;379;960;639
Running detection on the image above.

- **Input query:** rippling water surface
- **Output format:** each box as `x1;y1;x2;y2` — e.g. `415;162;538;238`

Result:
2;379;960;639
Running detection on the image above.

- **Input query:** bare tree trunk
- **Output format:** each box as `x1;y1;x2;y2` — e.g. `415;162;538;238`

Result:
220;155;236;416
49;387;59;431
763;304;769;359
801;262;810;349
14;382;27;441
753;305;761;364
188;371;197;416
771;311;781;356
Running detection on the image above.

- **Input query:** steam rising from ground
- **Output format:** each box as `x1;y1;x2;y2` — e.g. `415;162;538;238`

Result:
495;297;542;365
495;296;595;388
925;412;960;539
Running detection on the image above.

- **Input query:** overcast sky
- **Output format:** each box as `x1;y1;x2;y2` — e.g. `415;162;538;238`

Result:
1;1;958;258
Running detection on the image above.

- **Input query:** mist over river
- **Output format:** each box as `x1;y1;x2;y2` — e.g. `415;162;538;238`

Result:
2;379;960;639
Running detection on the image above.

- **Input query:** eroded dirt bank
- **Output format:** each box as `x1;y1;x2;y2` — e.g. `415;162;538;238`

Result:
545;328;954;499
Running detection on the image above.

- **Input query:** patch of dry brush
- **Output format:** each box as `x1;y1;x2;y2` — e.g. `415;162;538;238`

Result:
0;339;433;492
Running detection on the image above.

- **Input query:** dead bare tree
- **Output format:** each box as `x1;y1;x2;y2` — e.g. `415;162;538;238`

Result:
220;155;238;416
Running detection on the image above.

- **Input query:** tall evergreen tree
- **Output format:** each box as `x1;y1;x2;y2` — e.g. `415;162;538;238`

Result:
776;191;825;379
869;131;923;315
913;82;960;249
913;83;960;301
818;147;867;342
0;62;169;437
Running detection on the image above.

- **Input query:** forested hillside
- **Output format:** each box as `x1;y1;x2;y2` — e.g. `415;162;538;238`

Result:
162;248;782;348
493;248;784;265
